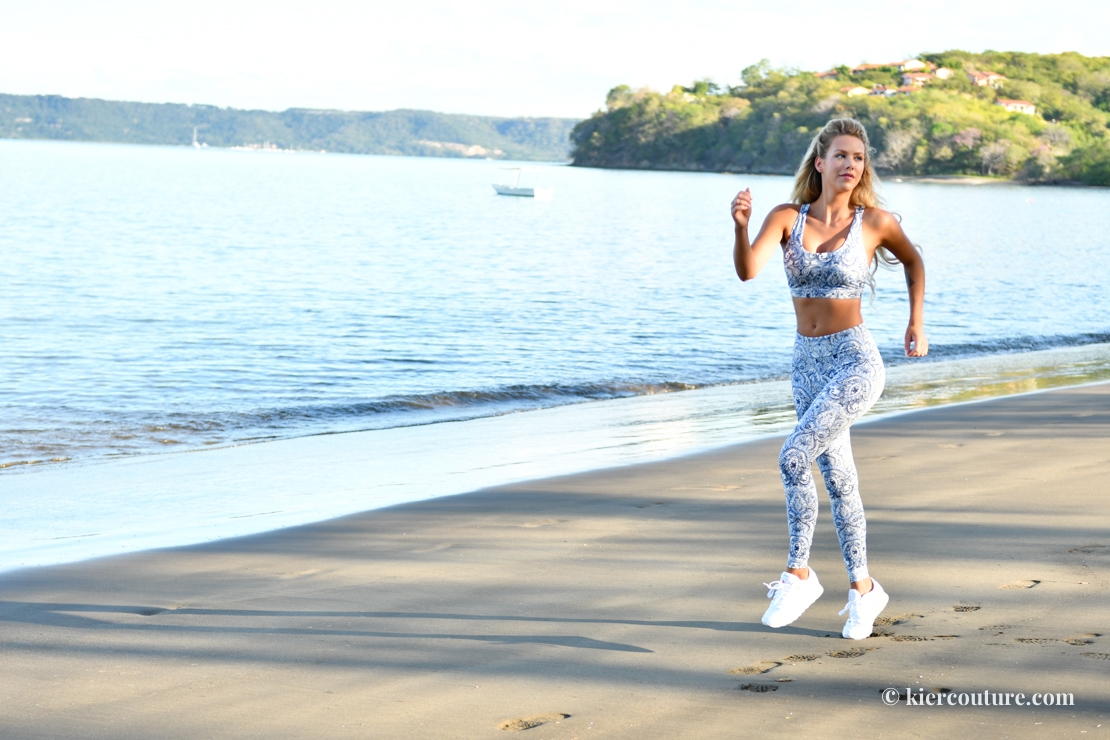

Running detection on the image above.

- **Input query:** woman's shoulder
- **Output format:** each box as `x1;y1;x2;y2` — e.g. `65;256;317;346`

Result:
767;202;804;220
860;206;900;230
771;202;803;213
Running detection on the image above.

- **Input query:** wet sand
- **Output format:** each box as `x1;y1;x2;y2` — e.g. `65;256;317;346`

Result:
1;383;1108;739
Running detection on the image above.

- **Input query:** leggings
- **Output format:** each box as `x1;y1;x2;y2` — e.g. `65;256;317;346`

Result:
779;324;885;583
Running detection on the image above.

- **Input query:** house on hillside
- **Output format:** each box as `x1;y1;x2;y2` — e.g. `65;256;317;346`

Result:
840;86;872;97
897;59;928;72
934;67;955;79
968;70;1006;88
996;99;1037;115
901;72;934;87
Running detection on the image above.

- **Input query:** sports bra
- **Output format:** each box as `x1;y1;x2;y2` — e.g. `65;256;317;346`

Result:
783;203;869;299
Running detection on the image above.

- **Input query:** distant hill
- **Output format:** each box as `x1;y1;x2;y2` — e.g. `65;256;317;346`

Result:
571;50;1110;185
0;94;579;161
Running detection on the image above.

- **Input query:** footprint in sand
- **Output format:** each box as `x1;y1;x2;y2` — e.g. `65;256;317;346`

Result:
1068;545;1107;554
1015;638;1059;645
784;654;820;662
979;625;1015;636
874;614;923;626
891;635;957;642
738;682;779;692
497;713;570;732
728;660;781;675
827;647;876;658
953;605;981;612
1082;653;1110;661
1065;633;1102;646
999;579;1040;589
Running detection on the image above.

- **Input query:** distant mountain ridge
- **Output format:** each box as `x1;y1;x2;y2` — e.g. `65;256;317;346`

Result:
0;93;579;161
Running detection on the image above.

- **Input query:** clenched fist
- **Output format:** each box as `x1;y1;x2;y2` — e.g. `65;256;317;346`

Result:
731;188;752;229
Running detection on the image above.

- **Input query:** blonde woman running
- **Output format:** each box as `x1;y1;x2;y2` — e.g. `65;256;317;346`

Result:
731;118;927;640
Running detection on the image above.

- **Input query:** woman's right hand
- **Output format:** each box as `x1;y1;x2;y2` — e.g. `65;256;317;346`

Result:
731;188;752;229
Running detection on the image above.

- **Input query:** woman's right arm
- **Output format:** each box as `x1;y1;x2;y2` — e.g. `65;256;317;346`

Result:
732;188;791;281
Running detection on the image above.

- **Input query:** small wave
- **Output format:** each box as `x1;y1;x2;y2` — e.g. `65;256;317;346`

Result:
242;380;701;427
880;329;1110;366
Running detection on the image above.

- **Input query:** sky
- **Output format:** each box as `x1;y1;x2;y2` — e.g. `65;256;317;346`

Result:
1;0;1107;120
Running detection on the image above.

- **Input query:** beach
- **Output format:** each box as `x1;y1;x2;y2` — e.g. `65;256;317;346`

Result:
1;381;1106;739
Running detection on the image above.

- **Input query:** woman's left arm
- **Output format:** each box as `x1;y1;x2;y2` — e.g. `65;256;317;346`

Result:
871;210;928;357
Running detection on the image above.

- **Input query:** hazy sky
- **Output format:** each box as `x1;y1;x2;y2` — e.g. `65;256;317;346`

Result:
1;0;1106;119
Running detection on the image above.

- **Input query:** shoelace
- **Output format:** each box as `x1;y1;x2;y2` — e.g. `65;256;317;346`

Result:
838;598;858;622
764;580;790;600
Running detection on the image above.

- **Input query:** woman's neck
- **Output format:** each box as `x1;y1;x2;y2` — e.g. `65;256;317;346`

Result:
809;188;855;224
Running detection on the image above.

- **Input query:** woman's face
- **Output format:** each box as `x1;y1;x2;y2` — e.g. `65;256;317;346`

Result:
815;135;867;194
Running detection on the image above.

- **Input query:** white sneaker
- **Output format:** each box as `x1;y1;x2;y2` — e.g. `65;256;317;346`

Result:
761;569;824;628
839;579;889;640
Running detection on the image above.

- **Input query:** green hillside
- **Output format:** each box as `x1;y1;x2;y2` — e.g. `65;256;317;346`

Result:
0;94;578;161
571;51;1110;185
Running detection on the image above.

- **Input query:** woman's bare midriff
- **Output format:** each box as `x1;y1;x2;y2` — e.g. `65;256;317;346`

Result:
793;297;864;337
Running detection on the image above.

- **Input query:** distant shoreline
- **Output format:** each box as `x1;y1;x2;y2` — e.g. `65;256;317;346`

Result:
0;92;579;162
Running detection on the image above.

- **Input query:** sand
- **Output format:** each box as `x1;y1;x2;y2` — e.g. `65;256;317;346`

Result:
0;383;1107;739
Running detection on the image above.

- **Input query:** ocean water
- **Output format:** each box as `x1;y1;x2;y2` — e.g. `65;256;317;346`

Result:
2;139;1110;570
2;139;1108;470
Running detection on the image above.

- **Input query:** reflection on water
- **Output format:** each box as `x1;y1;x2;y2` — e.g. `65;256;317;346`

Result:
876;342;1110;415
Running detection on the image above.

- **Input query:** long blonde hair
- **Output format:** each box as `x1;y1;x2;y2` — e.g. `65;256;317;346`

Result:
791;118;900;286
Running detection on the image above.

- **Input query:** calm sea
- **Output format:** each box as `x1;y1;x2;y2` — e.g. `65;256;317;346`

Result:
2;139;1108;469
2;139;1110;570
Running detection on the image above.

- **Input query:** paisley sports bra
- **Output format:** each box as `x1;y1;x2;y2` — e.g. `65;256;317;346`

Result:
783;204;869;299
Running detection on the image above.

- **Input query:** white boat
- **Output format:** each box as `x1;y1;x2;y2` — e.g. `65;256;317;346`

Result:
493;167;552;199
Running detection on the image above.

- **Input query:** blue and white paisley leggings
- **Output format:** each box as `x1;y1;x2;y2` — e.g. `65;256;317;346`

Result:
780;324;885;583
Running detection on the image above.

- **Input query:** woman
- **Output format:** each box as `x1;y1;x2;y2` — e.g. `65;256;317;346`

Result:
731;118;927;640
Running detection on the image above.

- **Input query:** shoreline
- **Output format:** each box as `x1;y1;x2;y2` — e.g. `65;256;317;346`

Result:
3;341;1109;573
1;381;1107;737
5;332;1109;474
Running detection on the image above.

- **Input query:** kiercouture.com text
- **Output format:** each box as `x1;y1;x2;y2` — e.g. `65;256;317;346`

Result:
883;688;1075;707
